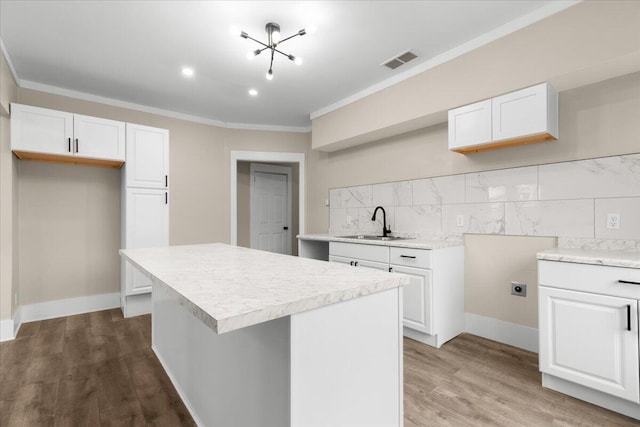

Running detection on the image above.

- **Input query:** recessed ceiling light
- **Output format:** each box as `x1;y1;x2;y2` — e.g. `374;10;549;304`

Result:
248;89;258;96
181;67;194;77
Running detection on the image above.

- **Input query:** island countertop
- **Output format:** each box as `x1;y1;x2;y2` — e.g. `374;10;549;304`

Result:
537;247;640;269
120;243;407;334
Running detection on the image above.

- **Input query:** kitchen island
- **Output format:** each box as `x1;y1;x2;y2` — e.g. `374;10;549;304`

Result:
120;243;407;427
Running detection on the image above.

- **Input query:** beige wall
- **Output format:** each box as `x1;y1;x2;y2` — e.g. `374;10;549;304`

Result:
308;72;640;329
465;235;557;328
1;49;18;321
15;87;310;305
312;1;640;151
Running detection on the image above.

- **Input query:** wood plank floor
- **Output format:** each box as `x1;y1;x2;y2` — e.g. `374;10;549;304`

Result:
1;311;638;426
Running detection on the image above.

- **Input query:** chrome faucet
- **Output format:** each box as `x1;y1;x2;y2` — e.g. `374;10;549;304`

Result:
371;206;391;237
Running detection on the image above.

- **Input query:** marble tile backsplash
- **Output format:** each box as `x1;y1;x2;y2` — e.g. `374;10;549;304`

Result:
329;153;640;240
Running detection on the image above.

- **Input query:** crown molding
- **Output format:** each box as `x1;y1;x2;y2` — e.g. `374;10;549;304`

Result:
20;80;310;133
310;0;582;120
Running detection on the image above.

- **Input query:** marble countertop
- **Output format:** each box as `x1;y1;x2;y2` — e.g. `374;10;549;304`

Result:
537;247;640;269
120;243;407;334
298;233;464;250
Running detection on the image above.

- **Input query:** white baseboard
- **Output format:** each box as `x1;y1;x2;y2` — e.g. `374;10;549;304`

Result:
0;292;121;341
465;313;538;353
0;318;14;342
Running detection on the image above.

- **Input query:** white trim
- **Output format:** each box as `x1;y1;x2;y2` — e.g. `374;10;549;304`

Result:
310;0;581;120
250;163;293;255
230;151;305;247
19;292;120;324
465;312;539;353
0;319;15;342
13;306;22;337
19;80;311;133
0;36;20;86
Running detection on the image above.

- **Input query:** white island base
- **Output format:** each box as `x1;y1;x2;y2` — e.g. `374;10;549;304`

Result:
152;281;403;427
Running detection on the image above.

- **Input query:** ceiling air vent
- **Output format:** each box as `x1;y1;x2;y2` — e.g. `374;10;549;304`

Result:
382;50;417;70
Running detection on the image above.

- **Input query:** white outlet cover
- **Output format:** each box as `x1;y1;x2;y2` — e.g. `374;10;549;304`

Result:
324;199;330;207
456;215;464;227
606;213;620;230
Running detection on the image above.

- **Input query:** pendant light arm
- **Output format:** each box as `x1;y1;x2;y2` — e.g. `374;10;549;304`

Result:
244;34;270;49
277;30;304;45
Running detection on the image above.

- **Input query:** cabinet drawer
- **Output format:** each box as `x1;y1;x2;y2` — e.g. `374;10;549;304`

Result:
538;260;640;299
329;242;389;263
389;247;431;269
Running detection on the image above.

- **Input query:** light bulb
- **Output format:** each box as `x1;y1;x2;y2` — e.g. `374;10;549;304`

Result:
272;30;281;43
246;51;255;60
181;67;194;77
306;25;317;35
294;57;303;66
230;26;241;37
266;69;274;80
248;89;258;96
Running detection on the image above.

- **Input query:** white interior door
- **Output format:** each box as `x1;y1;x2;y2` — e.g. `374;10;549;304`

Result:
250;163;291;255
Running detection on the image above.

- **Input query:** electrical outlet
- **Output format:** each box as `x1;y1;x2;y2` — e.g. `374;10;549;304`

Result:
324;199;330;207
511;282;527;297
456;215;464;227
606;213;620;230
346;215;352;225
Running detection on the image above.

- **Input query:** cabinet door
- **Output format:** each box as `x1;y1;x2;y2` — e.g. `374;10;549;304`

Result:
391;265;433;334
125;123;169;188
448;99;492;151
539;286;639;403
125;188;169;294
10;104;73;156
73;114;125;161
492;83;548;142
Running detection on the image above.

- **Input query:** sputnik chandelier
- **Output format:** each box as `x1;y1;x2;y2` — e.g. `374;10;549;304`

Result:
232;22;308;80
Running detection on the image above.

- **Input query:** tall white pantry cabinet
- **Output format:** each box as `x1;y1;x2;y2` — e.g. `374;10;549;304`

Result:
121;124;170;317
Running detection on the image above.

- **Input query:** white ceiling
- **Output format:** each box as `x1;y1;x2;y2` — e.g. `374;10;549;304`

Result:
1;1;568;130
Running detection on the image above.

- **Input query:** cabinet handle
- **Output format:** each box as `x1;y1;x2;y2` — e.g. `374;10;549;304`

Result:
619;280;640;285
350;261;354;266
165;192;168;204
75;138;79;153
388;267;392;273
627;305;632;331
68;137;71;152
165;175;168;187
400;255;416;259
354;261;358;267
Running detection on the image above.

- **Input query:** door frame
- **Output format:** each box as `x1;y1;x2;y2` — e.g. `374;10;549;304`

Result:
230;151;305;247
250;163;292;254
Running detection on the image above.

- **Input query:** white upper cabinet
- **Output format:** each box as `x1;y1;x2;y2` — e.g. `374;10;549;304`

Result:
492;83;558;142
448;83;558;154
11;103;125;167
73;114;125;161
11;103;73;156
125;123;169;189
448;99;492;151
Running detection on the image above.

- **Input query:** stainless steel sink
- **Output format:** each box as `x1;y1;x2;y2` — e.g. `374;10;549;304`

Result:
340;235;414;241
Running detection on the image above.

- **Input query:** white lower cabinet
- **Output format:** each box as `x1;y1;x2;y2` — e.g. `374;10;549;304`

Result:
329;255;388;271
538;259;640;419
539;286;639;402
390;265;432;335
329;241;464;348
123;188;169;294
